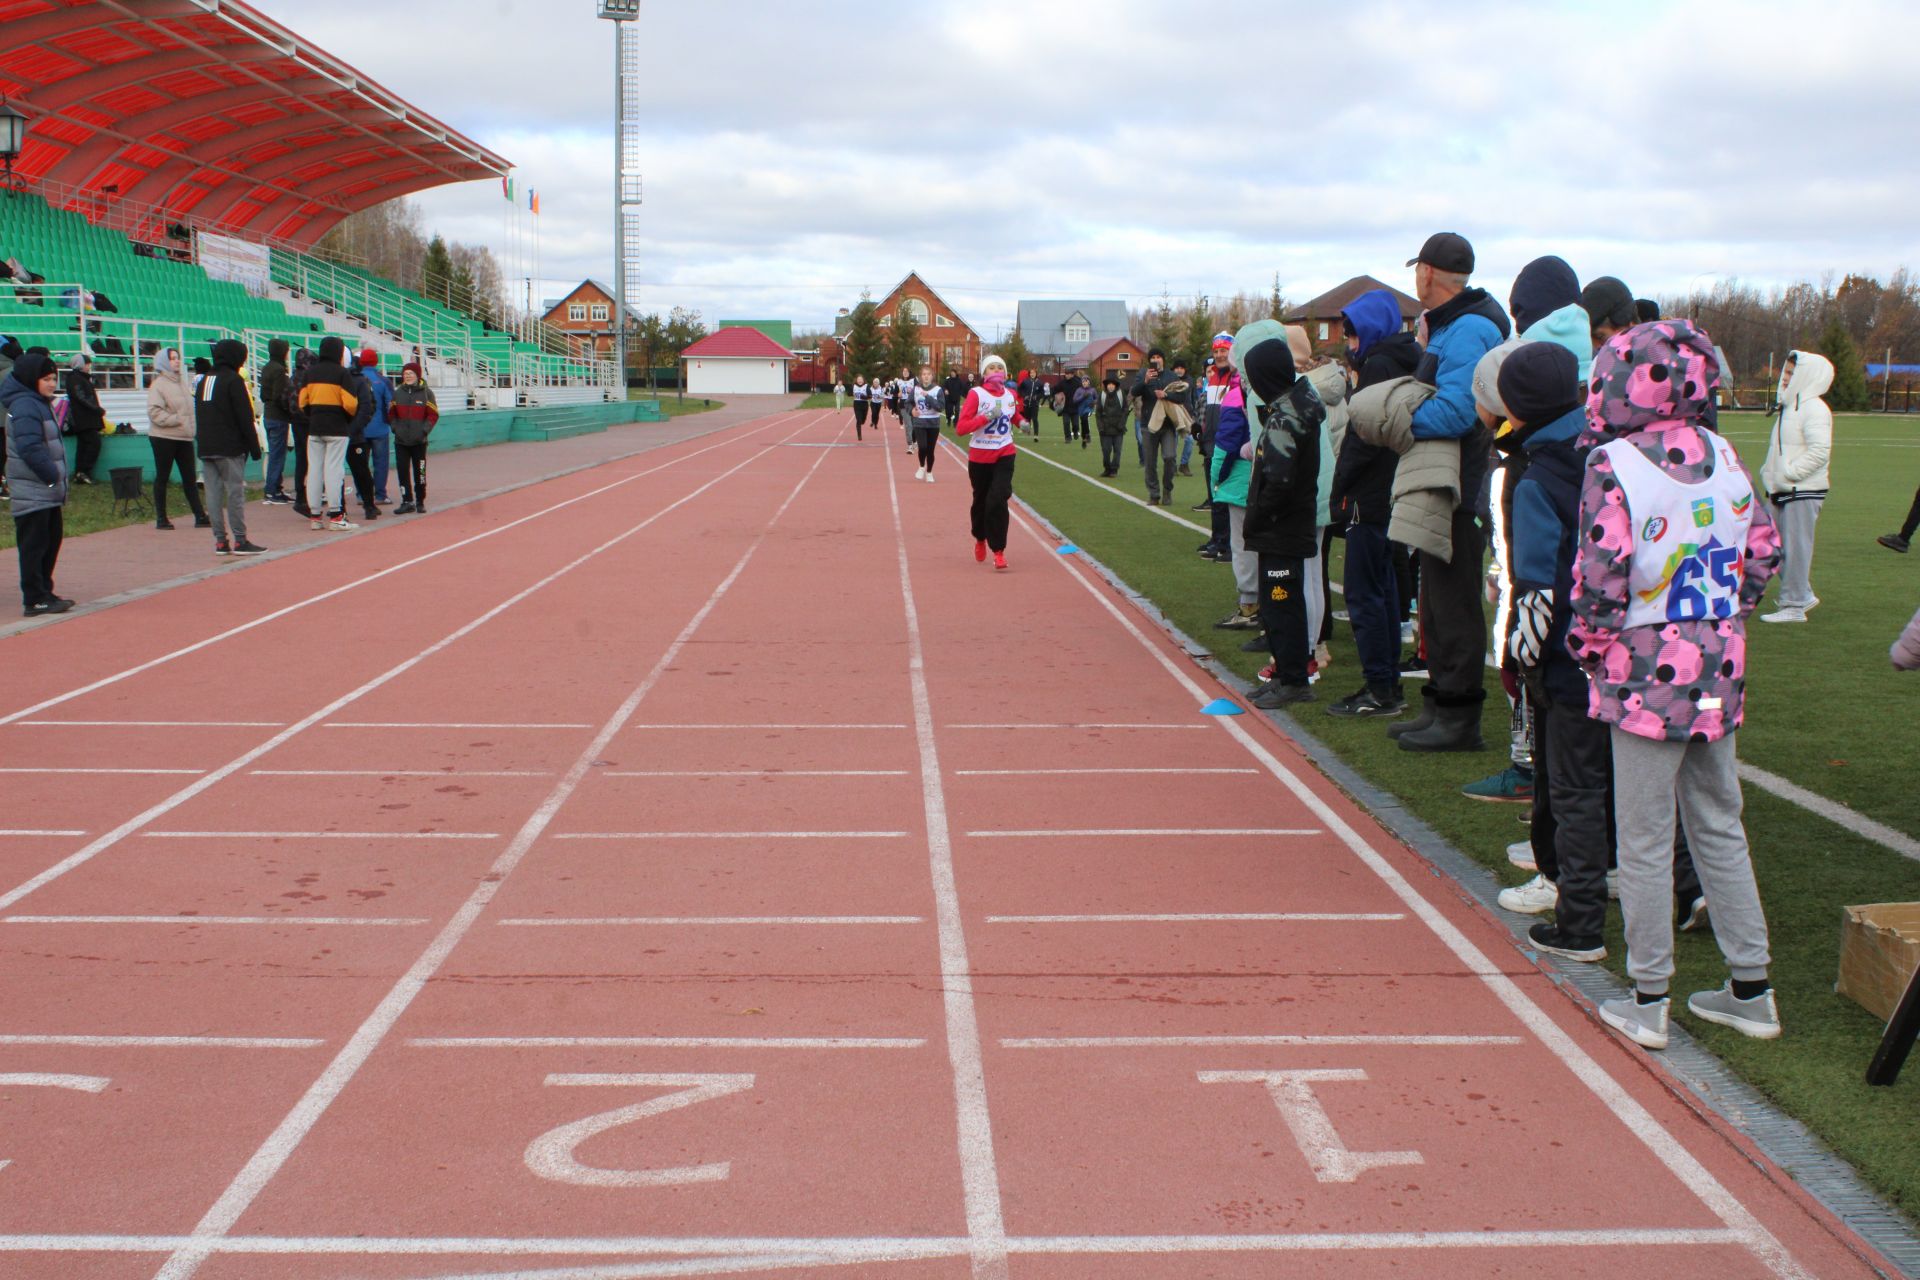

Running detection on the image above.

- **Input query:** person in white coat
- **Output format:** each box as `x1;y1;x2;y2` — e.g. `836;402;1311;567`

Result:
1758;350;1833;623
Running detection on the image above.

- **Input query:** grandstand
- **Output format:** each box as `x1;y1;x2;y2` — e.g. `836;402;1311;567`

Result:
0;0;615;415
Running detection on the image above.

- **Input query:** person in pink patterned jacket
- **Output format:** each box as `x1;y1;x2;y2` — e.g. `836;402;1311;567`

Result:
1568;318;1784;1052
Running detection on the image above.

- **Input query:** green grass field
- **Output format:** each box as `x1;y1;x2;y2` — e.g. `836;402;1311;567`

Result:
631;390;723;417
996;406;1920;1221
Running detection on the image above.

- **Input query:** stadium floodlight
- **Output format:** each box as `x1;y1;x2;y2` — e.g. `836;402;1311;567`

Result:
0;100;25;196
598;0;643;386
597;0;640;17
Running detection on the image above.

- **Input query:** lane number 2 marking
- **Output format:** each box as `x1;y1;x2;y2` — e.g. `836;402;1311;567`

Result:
1200;1068;1422;1183
523;1073;754;1187
0;1074;112;1174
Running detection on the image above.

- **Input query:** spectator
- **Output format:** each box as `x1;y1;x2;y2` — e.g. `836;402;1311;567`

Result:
194;339;265;557
259;338;293;505
288;346;317;518
342;356;381;523
1393;232;1511;753
1137;348;1185;506
1211;322;1279;635
63;353;105;485
144;348;209;532
390;361;439;514
1574;319;1783;1050
1580;276;1637;349
1239;336;1325;710
1171;356;1202;477
3;351;73;616
299;336;360;532
1095;373;1128;477
1198;333;1237;521
355;349;394;506
1297;329;1343;677
1758;350;1833;623
1892;602;1920;670
942;369;967;427
1328;290;1420;717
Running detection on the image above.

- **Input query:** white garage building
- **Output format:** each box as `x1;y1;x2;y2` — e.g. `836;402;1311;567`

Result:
681;327;793;395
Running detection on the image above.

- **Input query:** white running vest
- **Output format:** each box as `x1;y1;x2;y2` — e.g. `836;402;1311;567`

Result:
912;384;943;418
970;385;1017;451
1598;429;1755;628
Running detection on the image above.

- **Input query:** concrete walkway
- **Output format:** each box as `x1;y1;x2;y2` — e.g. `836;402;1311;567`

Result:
1;395;804;641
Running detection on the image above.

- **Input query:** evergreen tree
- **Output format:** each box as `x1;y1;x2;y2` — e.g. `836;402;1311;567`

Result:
421;235;455;306
843;296;886;382
1149;292;1180;359
887;301;923;375
1181;295;1215;372
1816;315;1870;411
996;328;1034;379
1269;272;1287;320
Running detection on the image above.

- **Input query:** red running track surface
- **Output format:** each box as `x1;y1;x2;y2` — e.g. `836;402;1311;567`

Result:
0;405;1894;1279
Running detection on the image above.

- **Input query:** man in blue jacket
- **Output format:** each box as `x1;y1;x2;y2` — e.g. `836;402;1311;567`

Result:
1394;232;1511;752
354;348;394;506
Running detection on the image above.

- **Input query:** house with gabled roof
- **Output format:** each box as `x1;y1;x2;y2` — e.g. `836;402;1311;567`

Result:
836;273;985;376
541;279;644;361
1283;275;1420;350
1016;299;1130;370
681;325;793;395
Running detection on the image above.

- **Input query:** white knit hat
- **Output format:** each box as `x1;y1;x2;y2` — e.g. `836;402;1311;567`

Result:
980;353;1008;376
1472;339;1525;419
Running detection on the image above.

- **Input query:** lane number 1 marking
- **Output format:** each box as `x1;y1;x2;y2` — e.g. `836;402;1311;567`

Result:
524;1073;755;1188
0;1074;112;1174
1200;1068;1422;1183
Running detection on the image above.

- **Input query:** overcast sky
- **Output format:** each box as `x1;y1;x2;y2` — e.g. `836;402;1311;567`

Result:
251;0;1920;338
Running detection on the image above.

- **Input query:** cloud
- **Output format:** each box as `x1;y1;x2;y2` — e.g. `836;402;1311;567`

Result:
250;0;1920;338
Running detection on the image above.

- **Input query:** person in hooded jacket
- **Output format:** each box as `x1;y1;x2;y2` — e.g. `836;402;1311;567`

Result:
259;338;293;504
63;353;105;484
342;359;382;522
288;346;317;517
1758;350;1833;623
389;362;439;514
1328;289;1421;717
145;347;208;531
354;349;394;506
1095;373;1129;477
194;338;265;556
1239;337;1324;710
299;336;360;531
3;351;74;615
1212;322;1278;633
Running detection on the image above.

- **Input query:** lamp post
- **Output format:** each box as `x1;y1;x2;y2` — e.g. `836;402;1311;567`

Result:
0;100;27;197
597;0;641;393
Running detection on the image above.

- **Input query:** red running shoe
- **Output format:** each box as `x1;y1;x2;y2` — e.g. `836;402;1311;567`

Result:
974;540;987;563
993;551;1008;570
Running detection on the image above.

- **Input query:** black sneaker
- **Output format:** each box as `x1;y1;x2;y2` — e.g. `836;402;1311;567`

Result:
1527;921;1605;962
1879;533;1911;554
1197;539;1215;553
1190;500;1212;512
231;541;267;556
213;540;232;556
394;501;416;515
194;516;212;529
414;504;427;514
263;492;293;506
1399;654;1429;679
22;598;74;618
1326;687;1406;718
1240;633;1268;653
1251;682;1314;710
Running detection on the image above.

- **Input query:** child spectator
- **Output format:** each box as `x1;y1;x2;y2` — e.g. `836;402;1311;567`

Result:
63;354;104;485
1239;336;1325;710
145;348;209;531
194;339;266;556
1758;350;1833;623
1095;373;1129;477
299;337;360;531
390;362;439;514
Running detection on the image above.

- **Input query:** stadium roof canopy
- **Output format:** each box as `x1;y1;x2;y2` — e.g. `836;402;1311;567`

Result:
0;0;510;248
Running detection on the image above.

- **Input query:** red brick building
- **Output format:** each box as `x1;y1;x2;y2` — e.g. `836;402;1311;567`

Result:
1065;336;1147;386
540;280;637;360
842;272;985;375
1284;275;1420;351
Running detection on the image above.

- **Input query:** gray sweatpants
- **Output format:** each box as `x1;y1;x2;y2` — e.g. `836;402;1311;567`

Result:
1770;495;1823;609
1227;505;1256;606
1304;546;1325;649
1610;728;1771;994
202;455;247;545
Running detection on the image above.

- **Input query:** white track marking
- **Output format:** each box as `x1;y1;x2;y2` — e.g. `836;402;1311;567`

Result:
1200;1069;1423;1183
250;770;553;778
1737;761;1920;863
1;915;426;927
400;1258;882;1280
0;420;826;920
0;1036;318;1049
524;1073;755;1188
0;416;796;729
881;433;1008;1280
627;723;908;731
604;770;911;778
323;723;592;730
0;1073;111;1091
1007;502;1816;1279
0;830;86;838
497;916;923;927
149;416;845;1280
0;768;203;776
955;767;1257;776
11;720;283;728
1013;441;1210;532
1005;1036;1522;1049
550;831;906;840
965;827;1318;838
140;831;499;841
985;913;1403;923
947;722;1207;731
413;1038;924;1051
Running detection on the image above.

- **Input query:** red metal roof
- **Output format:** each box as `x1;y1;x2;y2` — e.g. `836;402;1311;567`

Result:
682;326;794;360
0;0;510;248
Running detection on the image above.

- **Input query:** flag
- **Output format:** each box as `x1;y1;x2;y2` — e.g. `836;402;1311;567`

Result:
529;189;540;216
503;176;515;202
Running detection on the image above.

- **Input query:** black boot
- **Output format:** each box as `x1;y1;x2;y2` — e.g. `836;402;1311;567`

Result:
1386;686;1438;740
1398;696;1486;753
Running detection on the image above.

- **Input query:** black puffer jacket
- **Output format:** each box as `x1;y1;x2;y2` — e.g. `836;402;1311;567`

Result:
194;338;259;460
1239;339;1324;559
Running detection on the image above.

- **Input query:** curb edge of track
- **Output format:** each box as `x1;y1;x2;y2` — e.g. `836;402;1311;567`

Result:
1011;494;1920;1280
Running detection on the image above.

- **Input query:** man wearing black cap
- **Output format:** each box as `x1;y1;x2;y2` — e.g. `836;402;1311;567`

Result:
1394;232;1511;751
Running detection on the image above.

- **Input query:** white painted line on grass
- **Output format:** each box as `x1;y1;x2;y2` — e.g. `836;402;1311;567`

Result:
628;723;908;731
0;1035;321;1049
0;768;204;776
551;831;906;840
1003;1035;1524;1049
1015;440;1210;532
955;767;1257;776
13;721;284;728
409;1037;926;1050
0;415;798;729
1738;761;1920;863
986;913;1403;924
947;722;1208;731
604;769;912;778
1010;503;1816;1280
140;831;500;841
881;431;1009;1280
966;827;1318;838
2;915;428;927
323;722;591;730
499;916;923;927
250;770;552;778
147;415;846;1280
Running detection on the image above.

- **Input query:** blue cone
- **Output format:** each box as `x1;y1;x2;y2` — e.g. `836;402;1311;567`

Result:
1201;698;1244;716
1055;543;1079;555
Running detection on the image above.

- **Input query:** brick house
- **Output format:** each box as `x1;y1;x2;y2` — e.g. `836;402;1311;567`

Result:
838;272;984;376
540;279;639;360
1284;275;1420;350
1065;336;1147;386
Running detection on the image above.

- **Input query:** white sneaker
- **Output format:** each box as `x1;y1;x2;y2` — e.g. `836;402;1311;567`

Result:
924;471;935;484
328;517;358;531
915;467;926;481
1497;874;1557;915
1760;607;1807;624
1606;870;1619;900
1506;839;1537;871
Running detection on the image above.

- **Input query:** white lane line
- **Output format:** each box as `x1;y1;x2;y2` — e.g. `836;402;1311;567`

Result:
0;1035;321;1049
323;722;592;730
149;415;845;1280
551;831;907;840
882;431;1008;1280
0;830;87;838
409;1037;925;1050
966;828;1319;838
250;770;553;778
985;913;1404;923
0;768;204;776
955;767;1257;776
604;770;912;778
1015;440;1210;532
0;1226;1744;1257
628;723;908;731
140;831;499;841
2;915;428;927
947;722;1207;731
12;721;284;728
0;416;825;919
1003;1035;1524;1049
499;916;923;927
1010;502;1816;1280
1738;761;1920;863
0;414;797;729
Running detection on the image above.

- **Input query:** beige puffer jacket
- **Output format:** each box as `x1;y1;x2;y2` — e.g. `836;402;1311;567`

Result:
145;349;193;441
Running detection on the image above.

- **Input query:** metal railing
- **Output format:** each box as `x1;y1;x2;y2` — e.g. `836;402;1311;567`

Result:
13;173;368;268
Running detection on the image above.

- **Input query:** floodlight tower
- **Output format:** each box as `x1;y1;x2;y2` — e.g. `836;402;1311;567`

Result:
597;0;644;385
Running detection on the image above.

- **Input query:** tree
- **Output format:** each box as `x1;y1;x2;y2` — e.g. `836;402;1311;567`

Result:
843;294;886;383
663;306;708;392
1149;292;1180;360
1817;315;1871;411
994;328;1033;379
421;235;454;306
1269;272;1286;321
629;312;669;388
1180;294;1215;372
887;300;923;376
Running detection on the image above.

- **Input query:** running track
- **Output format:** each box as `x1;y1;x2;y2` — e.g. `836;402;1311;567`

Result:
0;404;1893;1279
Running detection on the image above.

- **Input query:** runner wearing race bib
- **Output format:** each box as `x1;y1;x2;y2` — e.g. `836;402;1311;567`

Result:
956;354;1024;570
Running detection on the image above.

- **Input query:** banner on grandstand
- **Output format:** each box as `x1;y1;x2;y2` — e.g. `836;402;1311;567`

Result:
197;230;272;297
